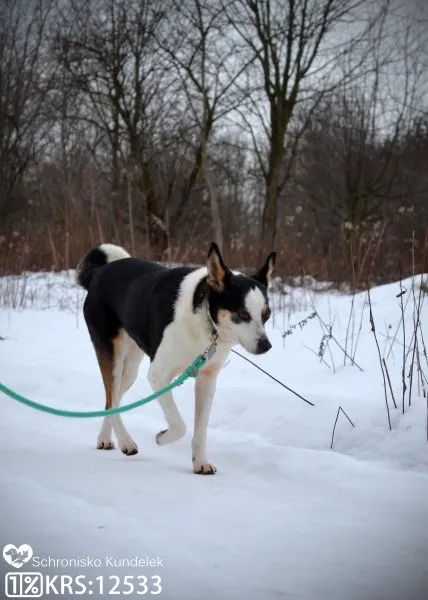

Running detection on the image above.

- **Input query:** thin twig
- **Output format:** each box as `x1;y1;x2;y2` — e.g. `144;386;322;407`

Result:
378;331;409;351
231;349;315;407
368;288;392;431
344;290;356;366
386;283;412;359
418;321;428;373
309;293;337;371
382;358;397;409
352;295;367;363
282;311;317;338
408;268;426;408
398;275;407;414
302;343;331;369
316;311;364;371
318;320;336;372
318;331;332;360
340;406;355;427
331;406;355;449
416;342;425;397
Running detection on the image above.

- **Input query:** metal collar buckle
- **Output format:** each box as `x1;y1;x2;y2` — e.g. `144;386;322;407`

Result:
203;331;218;362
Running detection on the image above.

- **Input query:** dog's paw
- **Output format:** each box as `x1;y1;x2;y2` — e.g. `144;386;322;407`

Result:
155;429;167;445
156;424;186;446
97;438;115;450
192;459;217;475
119;442;139;456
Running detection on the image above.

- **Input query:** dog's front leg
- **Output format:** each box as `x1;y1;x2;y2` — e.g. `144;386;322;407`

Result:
192;370;218;475
148;364;187;446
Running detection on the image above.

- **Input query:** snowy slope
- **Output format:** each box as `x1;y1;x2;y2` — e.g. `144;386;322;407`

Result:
1;272;428;600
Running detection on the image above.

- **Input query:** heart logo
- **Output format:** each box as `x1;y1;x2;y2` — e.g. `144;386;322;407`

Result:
3;544;33;568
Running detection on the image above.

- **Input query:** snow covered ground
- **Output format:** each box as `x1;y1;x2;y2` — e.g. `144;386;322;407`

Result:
1;271;428;600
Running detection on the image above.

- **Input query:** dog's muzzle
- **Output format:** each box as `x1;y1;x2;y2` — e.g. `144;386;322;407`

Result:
255;337;272;354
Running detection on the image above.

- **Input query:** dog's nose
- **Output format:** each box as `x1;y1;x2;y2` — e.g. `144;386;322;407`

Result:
256;338;272;354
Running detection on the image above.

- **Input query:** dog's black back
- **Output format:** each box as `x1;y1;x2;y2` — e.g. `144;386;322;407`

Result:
83;256;197;359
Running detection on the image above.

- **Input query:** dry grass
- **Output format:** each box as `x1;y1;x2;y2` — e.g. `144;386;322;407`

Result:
1;216;427;289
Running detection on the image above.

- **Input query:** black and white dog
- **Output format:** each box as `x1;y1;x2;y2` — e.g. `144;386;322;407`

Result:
76;242;275;474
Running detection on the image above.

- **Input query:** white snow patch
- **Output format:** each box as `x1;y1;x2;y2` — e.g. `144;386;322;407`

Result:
0;272;428;599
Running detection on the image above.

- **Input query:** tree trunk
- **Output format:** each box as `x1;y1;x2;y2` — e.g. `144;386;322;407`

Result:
203;152;224;252
260;140;283;257
260;180;278;258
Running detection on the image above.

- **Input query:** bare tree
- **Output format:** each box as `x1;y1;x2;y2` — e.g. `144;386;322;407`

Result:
1;0;428;285
0;0;54;224
157;0;254;252
223;0;388;256
54;0;176;253
293;4;427;282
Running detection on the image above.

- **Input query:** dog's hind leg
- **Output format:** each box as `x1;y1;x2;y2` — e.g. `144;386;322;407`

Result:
91;328;139;455
89;334;115;451
97;337;143;450
84;299;139;454
105;336;144;448
119;336;144;397
148;363;186;446
105;330;140;455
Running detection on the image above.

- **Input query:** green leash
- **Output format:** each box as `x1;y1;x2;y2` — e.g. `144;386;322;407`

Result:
0;353;207;418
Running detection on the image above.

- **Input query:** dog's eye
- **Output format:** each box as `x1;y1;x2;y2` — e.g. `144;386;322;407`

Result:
262;309;271;323
235;308;251;322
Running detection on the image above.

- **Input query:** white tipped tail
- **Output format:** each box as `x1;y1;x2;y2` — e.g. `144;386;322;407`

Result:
76;243;131;289
99;243;131;262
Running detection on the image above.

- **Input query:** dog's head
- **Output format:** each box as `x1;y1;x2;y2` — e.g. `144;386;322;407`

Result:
206;242;276;355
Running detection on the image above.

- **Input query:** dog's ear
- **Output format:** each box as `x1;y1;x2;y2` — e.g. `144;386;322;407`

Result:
251;251;276;287
207;242;229;291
